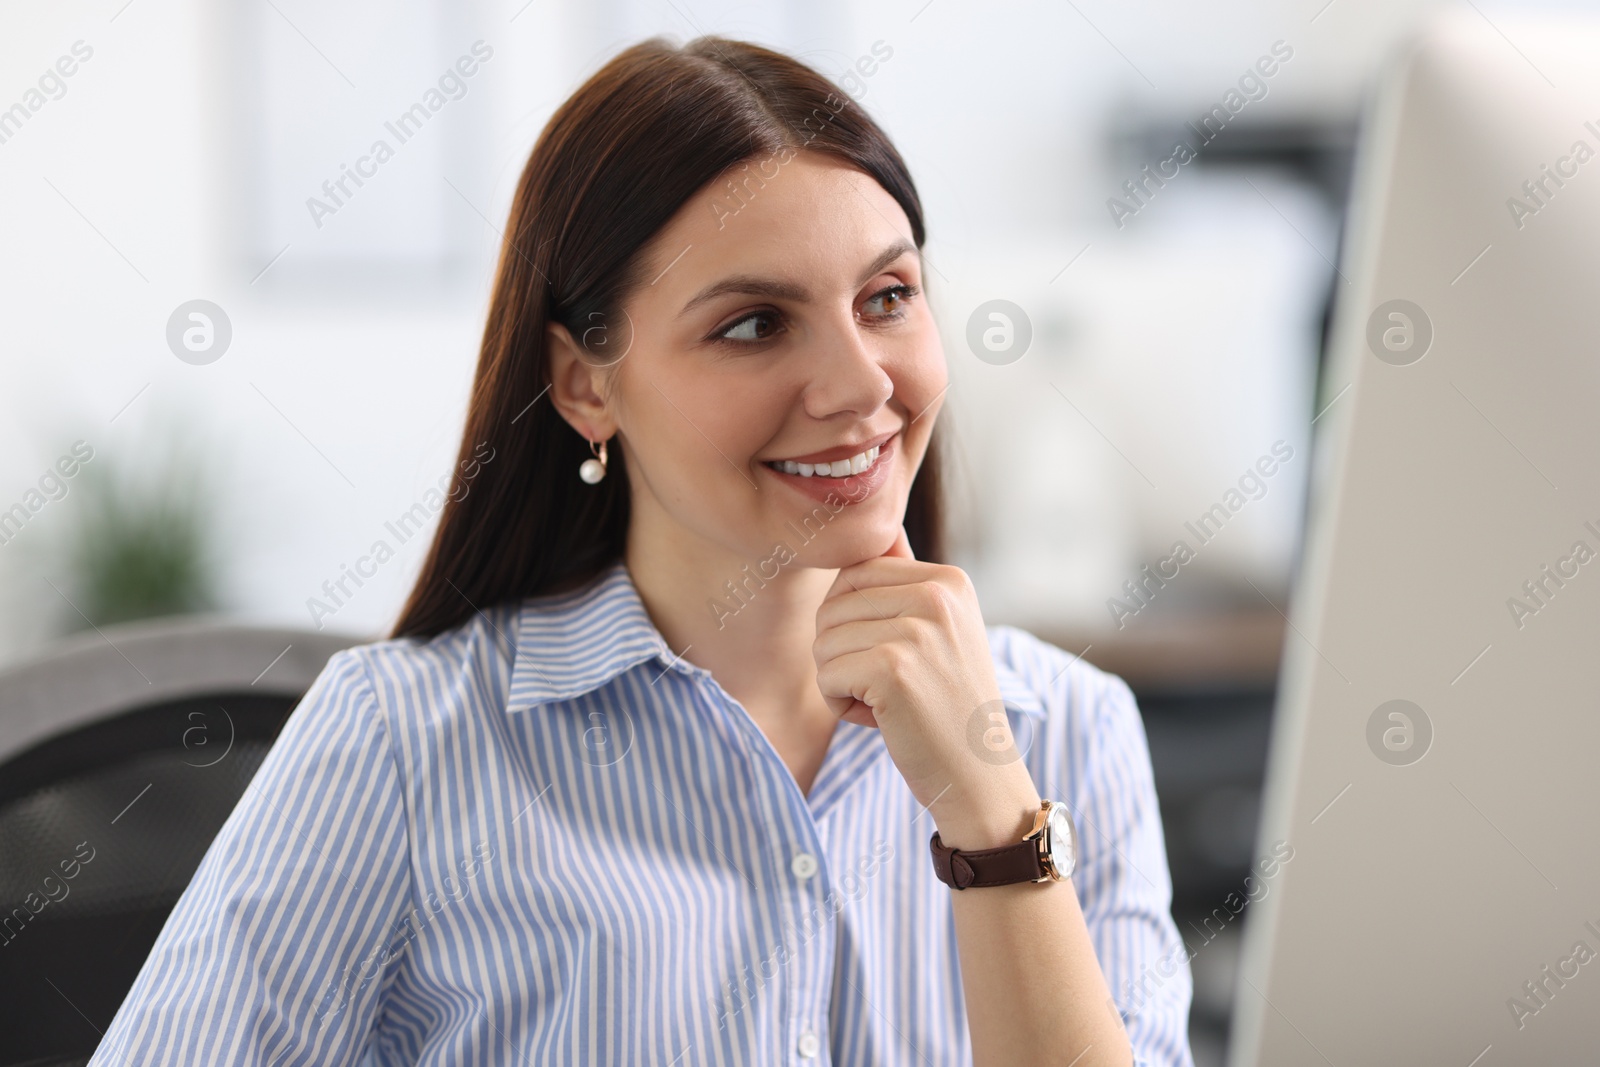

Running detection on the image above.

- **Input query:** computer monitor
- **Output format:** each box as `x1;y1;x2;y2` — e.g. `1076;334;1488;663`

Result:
1230;11;1600;1065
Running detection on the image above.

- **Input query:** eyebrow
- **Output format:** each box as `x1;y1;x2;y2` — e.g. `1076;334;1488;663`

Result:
677;238;918;317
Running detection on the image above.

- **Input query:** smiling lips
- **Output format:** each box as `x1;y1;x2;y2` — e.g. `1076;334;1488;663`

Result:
760;431;897;503
767;443;882;478
761;429;898;477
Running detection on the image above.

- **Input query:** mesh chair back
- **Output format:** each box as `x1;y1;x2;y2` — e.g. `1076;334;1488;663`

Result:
0;618;360;1067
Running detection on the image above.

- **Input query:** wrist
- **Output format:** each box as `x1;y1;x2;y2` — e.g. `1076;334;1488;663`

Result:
931;775;1042;852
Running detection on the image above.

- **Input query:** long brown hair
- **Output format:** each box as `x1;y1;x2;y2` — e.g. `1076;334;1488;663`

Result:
391;35;945;640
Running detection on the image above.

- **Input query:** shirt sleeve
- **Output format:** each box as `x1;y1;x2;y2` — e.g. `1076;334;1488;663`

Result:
88;648;414;1066
1070;669;1196;1067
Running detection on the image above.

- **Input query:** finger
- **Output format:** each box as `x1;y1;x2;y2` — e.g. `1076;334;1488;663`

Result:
837;701;879;729
817;680;879;728
822;555;928;603
815;582;929;634
821;558;976;626
821;689;857;719
812;616;910;668
834;557;978;614
815;647;889;720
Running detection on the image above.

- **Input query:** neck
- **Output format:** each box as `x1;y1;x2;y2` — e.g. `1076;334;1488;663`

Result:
623;510;838;722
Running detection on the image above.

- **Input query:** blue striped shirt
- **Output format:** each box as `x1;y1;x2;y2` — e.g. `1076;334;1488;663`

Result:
90;559;1194;1065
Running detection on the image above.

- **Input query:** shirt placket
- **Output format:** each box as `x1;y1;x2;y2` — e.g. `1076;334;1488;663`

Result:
788;820;835;1065
697;679;835;1065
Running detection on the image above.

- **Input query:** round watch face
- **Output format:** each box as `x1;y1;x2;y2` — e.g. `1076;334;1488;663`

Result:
1046;803;1077;879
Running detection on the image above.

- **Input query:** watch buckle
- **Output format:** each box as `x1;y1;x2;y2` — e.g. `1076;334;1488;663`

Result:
1022;800;1055;882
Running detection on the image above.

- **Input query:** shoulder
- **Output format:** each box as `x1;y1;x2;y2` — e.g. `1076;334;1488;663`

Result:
312;600;522;721
339;604;518;703
985;623;1150;808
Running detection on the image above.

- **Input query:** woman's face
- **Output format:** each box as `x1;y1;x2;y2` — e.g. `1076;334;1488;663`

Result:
580;150;947;572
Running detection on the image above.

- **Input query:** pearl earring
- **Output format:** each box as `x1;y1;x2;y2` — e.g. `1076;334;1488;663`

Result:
579;437;608;484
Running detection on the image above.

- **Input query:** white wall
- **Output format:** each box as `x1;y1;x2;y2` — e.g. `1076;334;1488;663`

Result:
0;0;1484;663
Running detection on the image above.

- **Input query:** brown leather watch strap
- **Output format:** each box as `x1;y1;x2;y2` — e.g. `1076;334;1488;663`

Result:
928;829;1047;889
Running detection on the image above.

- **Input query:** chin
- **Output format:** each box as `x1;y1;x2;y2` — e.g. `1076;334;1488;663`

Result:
781;508;904;569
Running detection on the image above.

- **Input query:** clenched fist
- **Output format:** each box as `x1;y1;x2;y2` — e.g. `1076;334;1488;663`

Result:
813;527;1041;845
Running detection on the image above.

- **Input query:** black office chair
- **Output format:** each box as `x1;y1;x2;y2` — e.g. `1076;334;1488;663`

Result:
0;618;359;1067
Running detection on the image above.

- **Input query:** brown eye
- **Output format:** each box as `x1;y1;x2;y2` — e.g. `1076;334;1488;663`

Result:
863;283;919;320
718;311;781;343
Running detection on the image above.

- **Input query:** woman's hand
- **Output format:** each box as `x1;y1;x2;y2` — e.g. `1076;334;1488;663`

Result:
812;526;1040;843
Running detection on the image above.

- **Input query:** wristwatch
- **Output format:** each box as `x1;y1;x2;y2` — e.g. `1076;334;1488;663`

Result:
929;799;1078;889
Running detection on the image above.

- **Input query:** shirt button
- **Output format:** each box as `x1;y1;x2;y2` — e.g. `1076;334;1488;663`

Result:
797;1029;820;1058
790;852;818;880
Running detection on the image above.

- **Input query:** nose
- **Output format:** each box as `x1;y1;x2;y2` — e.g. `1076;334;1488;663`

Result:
800;314;895;420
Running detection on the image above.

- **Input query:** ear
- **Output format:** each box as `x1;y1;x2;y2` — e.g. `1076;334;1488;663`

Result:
546;320;617;441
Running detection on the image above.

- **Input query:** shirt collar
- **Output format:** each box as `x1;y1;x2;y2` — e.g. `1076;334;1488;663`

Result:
505;558;1046;722
505;559;679;711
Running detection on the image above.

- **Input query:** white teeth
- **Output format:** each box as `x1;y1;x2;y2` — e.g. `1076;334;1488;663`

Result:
770;444;881;478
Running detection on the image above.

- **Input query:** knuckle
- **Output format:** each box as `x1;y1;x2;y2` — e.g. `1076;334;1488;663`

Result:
949;565;975;594
921;581;954;620
937;564;973;596
891;641;923;685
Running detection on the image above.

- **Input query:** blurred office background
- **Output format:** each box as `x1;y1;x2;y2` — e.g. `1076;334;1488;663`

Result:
0;0;1558;1061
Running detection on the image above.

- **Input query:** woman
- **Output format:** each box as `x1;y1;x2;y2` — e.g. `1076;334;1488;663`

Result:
93;35;1193;1067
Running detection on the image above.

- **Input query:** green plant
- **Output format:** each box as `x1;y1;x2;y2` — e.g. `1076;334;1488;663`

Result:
65;448;219;628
